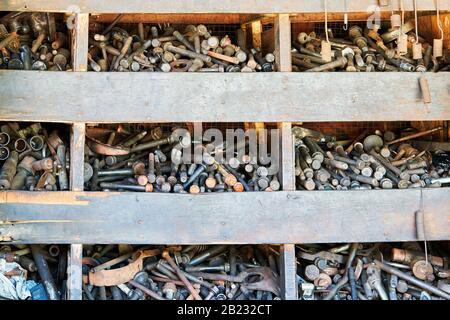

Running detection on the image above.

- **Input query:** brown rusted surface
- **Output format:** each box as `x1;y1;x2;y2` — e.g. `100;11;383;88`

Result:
86;249;160;286
91;13;244;24
1;191;93;205
391;248;444;267
85;136;130;156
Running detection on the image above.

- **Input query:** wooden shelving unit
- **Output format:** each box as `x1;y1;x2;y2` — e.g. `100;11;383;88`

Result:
0;1;449;300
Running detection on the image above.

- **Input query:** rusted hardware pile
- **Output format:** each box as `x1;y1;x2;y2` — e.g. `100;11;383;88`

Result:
0;122;69;191
0;245;67;300
292;22;449;72
0;12;71;71
88;22;275;72
296;242;450;300
82;245;281;300
85;126;280;193
293;126;449;190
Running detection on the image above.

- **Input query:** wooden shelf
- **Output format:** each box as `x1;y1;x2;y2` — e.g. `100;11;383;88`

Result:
1;189;448;244
0;0;447;14
0;3;449;300
1;71;448;123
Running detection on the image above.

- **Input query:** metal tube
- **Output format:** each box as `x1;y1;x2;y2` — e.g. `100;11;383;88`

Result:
188;245;228;266
98;168;133;177
128;279;166;300
30;245;60;300
386;127;443;145
185;264;229;273
130;135;175;153
374;260;450;300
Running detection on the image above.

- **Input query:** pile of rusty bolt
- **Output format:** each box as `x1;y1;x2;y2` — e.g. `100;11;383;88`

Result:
0;244;67;300
0;122;69;191
292;22;449;72
293;126;449;190
82;245;282;300
296;242;450;300
85;125;280;193
0;12;71;71
88;22;275;72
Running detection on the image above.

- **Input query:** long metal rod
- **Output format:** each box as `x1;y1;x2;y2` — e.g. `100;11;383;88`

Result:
386;127;443;145
374;260;450;300
30;245;60;300
128;279;166;300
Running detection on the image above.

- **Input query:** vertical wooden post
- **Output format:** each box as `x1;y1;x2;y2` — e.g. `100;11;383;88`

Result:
67;11;88;300
274;14;292;72
69;123;86;191
66;123;86;301
275;15;296;299
67;243;83;300
71;13;89;72
278;123;297;300
280;244;298;300
279;122;295;191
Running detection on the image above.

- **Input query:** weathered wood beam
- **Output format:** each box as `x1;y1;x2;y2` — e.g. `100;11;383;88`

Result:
71;13;89;72
274;14;291;72
67;244;82;300
1;72;448;123
66;122;85;301
279;123;295;191
280;244;298;300
0;0;447;13
1;189;448;244
69;123;85;191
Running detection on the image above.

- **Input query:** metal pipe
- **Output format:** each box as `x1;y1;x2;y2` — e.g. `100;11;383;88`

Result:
128;279;166;300
386;127;443;145
30;245;60;300
188;245;228;266
374;260;450;300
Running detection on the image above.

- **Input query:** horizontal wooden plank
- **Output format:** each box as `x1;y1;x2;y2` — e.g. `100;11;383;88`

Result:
1;0;448;13
0;71;448;123
89;13;246;24
1;189;449;244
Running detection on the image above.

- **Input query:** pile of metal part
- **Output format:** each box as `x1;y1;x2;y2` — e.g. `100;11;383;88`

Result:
0;122;69;191
296;242;450;300
292;22;449;72
85;125;280;192
293;125;450;190
82;245;281;300
88;21;275;72
0;12;71;71
0;245;67;300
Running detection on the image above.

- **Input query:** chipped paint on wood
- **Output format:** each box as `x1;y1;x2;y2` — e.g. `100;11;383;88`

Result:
0;189;449;244
1;191;91;205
